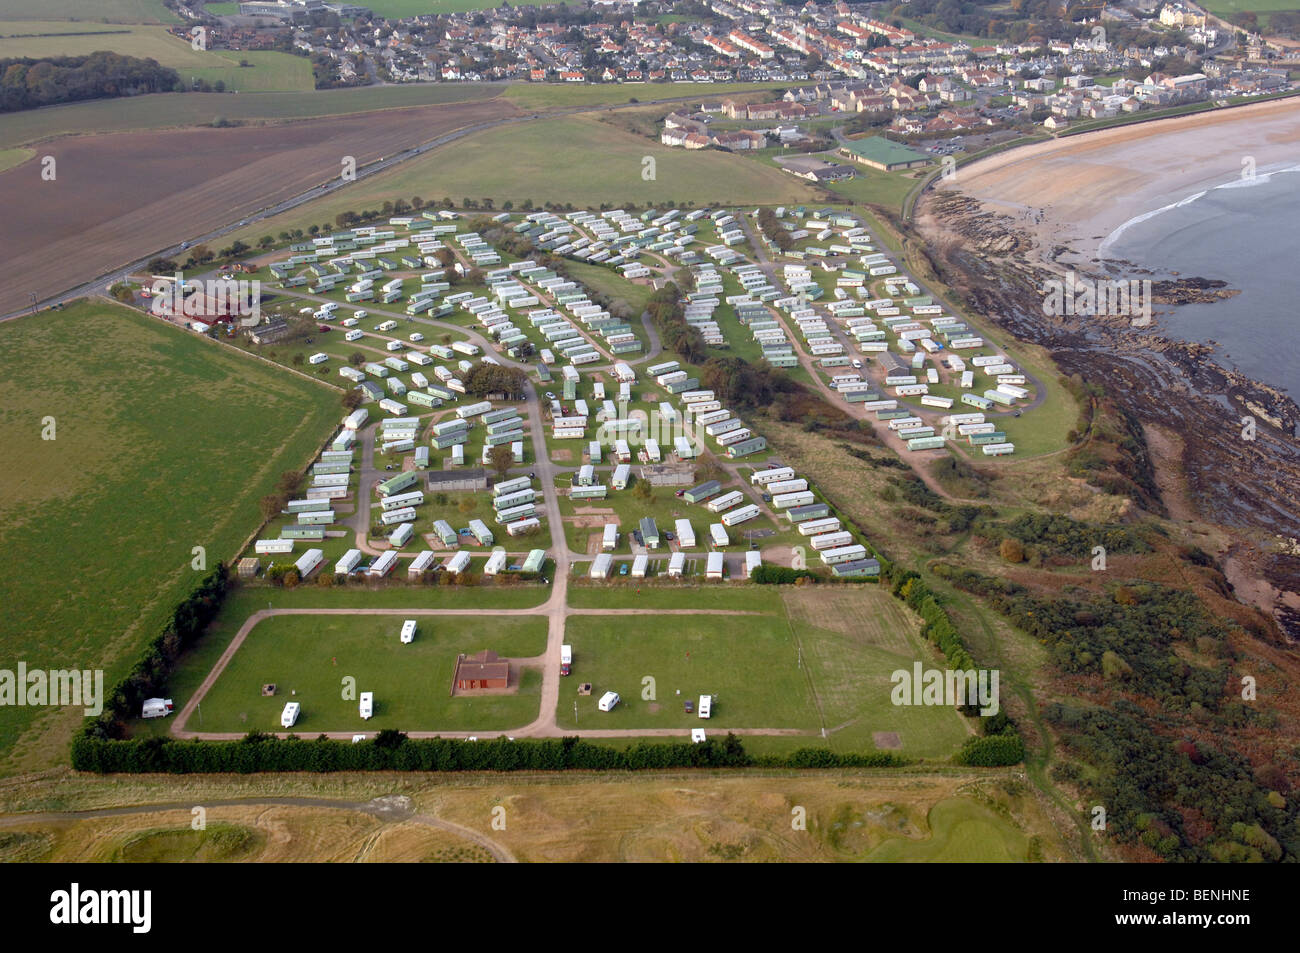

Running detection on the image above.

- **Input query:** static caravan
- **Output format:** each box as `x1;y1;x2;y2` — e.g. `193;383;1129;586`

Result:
772;491;815;510
334;549;363;575
750;466;795;487
294;548;324;579
744;550;762;579
709;523;729;548
590;553;613;579
721;504;760;527
674;518;695;548
612;463;631;490
706;551;725;579
667;551;687;577
407;552;436;578
368;550;399;577
706;490;745;513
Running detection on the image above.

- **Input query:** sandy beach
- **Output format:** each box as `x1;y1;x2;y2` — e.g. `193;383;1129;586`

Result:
937;97;1300;269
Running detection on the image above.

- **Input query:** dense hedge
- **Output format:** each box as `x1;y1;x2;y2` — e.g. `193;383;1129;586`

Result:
953;734;1026;767
884;567;1025;766
85;564;232;741
72;730;906;774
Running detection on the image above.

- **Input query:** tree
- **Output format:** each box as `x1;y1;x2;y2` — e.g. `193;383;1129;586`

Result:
292;353;305;366
109;282;134;303
258;235;274;248
341;389;363;410
260;493;287;521
349;351;366;367
1000;537;1025;563
487;445;514;479
276;470;302;495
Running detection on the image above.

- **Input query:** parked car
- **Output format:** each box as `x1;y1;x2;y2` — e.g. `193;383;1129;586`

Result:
619;562;629;576
674;489;685;498
545;391;556;400
318;325;330;332
684;699;694;714
664;531;674;542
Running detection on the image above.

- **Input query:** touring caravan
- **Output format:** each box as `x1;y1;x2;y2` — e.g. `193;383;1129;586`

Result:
400;619;417;644
141;698;174;719
281;702;300;728
598;691;620;712
359;692;374;720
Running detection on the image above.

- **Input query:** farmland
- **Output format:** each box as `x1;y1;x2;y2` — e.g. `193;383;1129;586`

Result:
0;298;341;772
0;96;517;315
0;85;502;147
0;0;177;21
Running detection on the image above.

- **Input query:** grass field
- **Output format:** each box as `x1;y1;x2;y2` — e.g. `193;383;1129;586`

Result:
0;83;502;147
503;81;784;111
556;586;969;756
196;613;546;733
0;299;341;772
0;146;32;173
0;0;178;22
1199;0;1299;26
0;24;226;67
218;115;818;252
863;797;1028;861
556;612;819;731
183;51;315;93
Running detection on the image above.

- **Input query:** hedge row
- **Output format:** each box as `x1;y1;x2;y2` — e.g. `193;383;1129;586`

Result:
86;564;232;740
885;567;1025;767
71;730;906;774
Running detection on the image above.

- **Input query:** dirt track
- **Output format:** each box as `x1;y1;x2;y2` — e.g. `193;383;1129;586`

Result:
0;98;517;314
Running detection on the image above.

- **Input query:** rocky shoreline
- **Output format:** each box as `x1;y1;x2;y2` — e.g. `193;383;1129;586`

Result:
916;190;1300;632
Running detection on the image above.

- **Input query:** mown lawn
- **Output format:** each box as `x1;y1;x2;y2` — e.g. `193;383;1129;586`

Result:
196;613;546;733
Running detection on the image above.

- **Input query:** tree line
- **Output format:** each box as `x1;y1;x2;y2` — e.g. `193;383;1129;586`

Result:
0;52;180;113
72;729;908;773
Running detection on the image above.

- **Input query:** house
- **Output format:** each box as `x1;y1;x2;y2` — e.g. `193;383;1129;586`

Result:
453;650;510;691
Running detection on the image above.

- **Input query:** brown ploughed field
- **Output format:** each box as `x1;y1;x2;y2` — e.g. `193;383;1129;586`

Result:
0;98;517;314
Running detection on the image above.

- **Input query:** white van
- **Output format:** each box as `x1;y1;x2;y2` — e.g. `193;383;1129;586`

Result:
597;691;620;712
281;701;300;728
400;620;416;644
698;694;712;719
359;692;374;720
